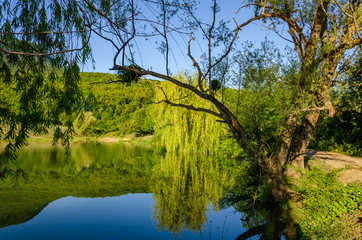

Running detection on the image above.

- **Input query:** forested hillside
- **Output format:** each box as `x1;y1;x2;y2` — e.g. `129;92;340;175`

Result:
77;72;155;136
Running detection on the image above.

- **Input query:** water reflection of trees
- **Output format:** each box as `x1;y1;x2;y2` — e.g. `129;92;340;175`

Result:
151;152;232;234
150;152;289;239
0;143;160;229
16;142;155;174
5;143;292;238
234;205;286;240
219;164;287;240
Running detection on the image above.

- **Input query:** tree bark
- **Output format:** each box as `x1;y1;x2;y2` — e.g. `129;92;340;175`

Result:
285;110;320;179
266;165;290;202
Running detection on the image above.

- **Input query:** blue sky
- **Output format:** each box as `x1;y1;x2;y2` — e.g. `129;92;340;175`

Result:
81;1;292;74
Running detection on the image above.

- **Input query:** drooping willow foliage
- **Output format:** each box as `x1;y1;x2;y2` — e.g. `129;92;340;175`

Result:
151;74;233;154
0;0;93;183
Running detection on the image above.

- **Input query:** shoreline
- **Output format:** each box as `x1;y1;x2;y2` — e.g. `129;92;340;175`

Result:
96;135;153;143
0;135;154;144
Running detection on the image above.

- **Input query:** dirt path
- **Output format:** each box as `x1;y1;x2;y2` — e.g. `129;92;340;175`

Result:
305;150;362;184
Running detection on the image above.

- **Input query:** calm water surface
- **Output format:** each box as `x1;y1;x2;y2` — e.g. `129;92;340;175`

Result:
0;142;285;239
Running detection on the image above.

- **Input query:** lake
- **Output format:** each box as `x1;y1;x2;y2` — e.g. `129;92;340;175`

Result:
0;142;286;239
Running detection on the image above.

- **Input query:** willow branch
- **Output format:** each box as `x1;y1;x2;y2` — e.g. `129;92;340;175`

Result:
0;27;91;56
160;100;223;119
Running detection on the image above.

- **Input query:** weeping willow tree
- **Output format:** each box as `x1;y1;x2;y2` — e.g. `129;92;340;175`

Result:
0;0;91;183
151;74;233;154
151;151;232;234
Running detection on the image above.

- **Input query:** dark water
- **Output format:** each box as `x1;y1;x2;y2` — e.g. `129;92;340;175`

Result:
0;142;286;239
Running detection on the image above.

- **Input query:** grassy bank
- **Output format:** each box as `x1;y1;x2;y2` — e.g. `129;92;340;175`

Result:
289;167;362;239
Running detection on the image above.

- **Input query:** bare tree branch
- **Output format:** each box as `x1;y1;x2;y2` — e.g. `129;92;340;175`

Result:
208;0;217;88
187;31;205;93
162;100;223;118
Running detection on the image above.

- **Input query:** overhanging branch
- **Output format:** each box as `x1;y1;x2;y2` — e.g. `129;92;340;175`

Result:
162;100;223;119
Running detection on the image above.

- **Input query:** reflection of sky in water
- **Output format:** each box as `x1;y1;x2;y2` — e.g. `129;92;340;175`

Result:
0;194;252;240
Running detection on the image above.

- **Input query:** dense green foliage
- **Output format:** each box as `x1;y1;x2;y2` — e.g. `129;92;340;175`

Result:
292;167;362;239
75;72;241;155
223;42;294;157
0;70;241;157
151;73;246;155
0;62;83;182
73;50;361;158
0;0;92;180
77;72;155;136
310;110;362;156
310;58;362;156
152;74;234;154
4;67;359;158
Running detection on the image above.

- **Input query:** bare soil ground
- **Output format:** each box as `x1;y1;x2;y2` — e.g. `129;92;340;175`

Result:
305;150;362;184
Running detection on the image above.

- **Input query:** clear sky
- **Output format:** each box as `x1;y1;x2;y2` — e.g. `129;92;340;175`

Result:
81;1;292;75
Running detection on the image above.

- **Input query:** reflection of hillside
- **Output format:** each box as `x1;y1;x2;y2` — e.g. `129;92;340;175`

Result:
0;183;152;229
151;152;232;234
0;174;150;229
0;201;50;228
0;143;162;229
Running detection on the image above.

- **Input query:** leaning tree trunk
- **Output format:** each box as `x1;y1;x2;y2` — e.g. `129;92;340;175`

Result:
223;94;323;202
284;110;321;179
224;110;292;202
244;109;321;202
